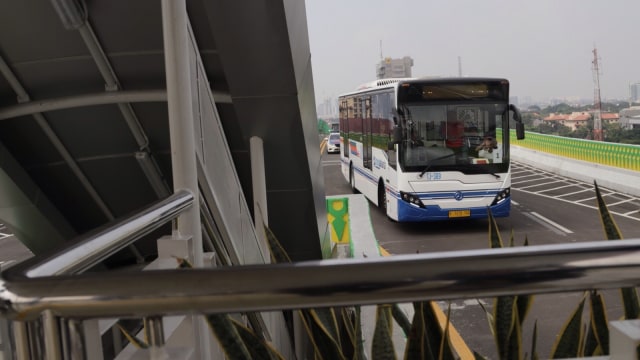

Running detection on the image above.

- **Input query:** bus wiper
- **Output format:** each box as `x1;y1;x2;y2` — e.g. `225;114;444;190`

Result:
419;153;456;177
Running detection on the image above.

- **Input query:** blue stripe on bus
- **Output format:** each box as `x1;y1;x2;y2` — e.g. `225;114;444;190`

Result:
345;162;509;221
395;197;511;222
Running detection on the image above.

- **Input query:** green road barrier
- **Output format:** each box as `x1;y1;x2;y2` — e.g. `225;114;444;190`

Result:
504;129;640;172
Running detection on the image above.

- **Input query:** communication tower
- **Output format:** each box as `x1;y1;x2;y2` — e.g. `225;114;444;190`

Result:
591;47;603;141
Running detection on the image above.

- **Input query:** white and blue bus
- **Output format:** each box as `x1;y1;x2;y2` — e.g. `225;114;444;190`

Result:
338;77;524;222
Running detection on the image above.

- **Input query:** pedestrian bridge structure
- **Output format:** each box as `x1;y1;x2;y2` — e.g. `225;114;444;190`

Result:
1;1;640;359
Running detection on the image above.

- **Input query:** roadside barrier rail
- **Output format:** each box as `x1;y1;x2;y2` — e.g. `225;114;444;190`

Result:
504;129;640;171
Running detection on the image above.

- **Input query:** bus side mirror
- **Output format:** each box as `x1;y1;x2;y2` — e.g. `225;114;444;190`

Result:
388;126;402;150
516;122;525;140
509;104;525;140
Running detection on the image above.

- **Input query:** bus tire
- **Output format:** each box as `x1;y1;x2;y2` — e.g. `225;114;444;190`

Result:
349;166;358;193
378;180;387;213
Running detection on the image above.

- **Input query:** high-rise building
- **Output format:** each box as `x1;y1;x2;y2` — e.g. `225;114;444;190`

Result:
630;82;640;102
376;56;413;79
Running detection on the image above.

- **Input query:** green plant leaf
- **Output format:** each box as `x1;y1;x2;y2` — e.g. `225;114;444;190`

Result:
487;210;504;249
593;181;623;241
404;302;435;360
391;303;412;337
506;308;522;360
298;309;347;360
263;224;292;263
372;305;397;360
353;306;365;360
493;296;515;360
588;290;609;355
438;303;456;360
206;314;253;360
593;182;640;319
550;292;586;359
473;351;488;360
477;300;495;338
530;320;538;360
117;323;148;349
231;317;286;360
339;307;356;351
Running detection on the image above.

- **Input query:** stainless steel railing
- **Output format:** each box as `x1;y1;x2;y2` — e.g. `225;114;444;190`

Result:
3;216;640;320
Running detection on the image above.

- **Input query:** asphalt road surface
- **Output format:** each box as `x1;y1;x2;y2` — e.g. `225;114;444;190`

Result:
322;151;640;359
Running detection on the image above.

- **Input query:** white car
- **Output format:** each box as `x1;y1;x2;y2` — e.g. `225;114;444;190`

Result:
326;132;340;154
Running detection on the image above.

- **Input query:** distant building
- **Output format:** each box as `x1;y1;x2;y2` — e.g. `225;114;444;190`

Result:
376;56;413;79
630;83;640;102
543;111;620;131
316;97;337;118
619;107;640;129
543;112;590;131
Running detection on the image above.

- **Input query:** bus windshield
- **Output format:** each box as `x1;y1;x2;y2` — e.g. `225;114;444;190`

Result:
398;103;508;174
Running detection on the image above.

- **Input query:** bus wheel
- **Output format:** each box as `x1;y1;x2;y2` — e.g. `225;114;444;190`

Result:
349;166;358;193
378;181;387;213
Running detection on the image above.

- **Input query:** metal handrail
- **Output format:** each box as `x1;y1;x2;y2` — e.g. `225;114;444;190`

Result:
2;231;640;320
1;189;193;280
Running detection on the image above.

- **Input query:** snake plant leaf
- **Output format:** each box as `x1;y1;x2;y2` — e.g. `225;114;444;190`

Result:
550;292;586;359
298;309;347;360
593;182;640;319
477;300;496;337
263;223;292;263
404;302;435;360
493;296;516;360
473;351;488;360
339;307;356;350
231;317;286;360
516;295;533;327
508;229;515;247
594;181;623;241
403;302;456;360
583;322;598;357
439;303;456;360
588;290;609;355
487;209;504;249
265;224;350;358
372;305;397;360
506;308;523;360
391;303;412;337
310;308;342;348
352;307;365;360
530;320;538;360
117;323;149;349
173;256;194;268
206;314;253;360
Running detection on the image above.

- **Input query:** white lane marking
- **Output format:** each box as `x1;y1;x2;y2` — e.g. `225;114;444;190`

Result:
322;160;341;166
529;212;574;234
519;179;565;191
557;188;591;198
511;200;519;206
538;183;578;193
607;198;634;207
624;209;640;216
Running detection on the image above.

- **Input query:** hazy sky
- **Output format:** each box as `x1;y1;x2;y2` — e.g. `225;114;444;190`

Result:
305;0;640;104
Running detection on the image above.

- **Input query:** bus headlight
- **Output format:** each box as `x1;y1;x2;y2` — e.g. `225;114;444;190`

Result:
400;191;425;208
491;187;510;206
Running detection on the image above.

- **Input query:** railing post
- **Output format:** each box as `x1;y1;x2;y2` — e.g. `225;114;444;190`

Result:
143;316;165;347
161;0;209;358
42;310;62;360
13;321;30;360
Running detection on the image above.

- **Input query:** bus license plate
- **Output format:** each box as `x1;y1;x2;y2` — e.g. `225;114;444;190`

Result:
449;210;470;218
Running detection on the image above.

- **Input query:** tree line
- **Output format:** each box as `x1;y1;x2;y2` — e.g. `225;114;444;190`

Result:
523;102;640;145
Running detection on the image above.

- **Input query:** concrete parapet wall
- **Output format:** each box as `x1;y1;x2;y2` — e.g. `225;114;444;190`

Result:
512;145;640;197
